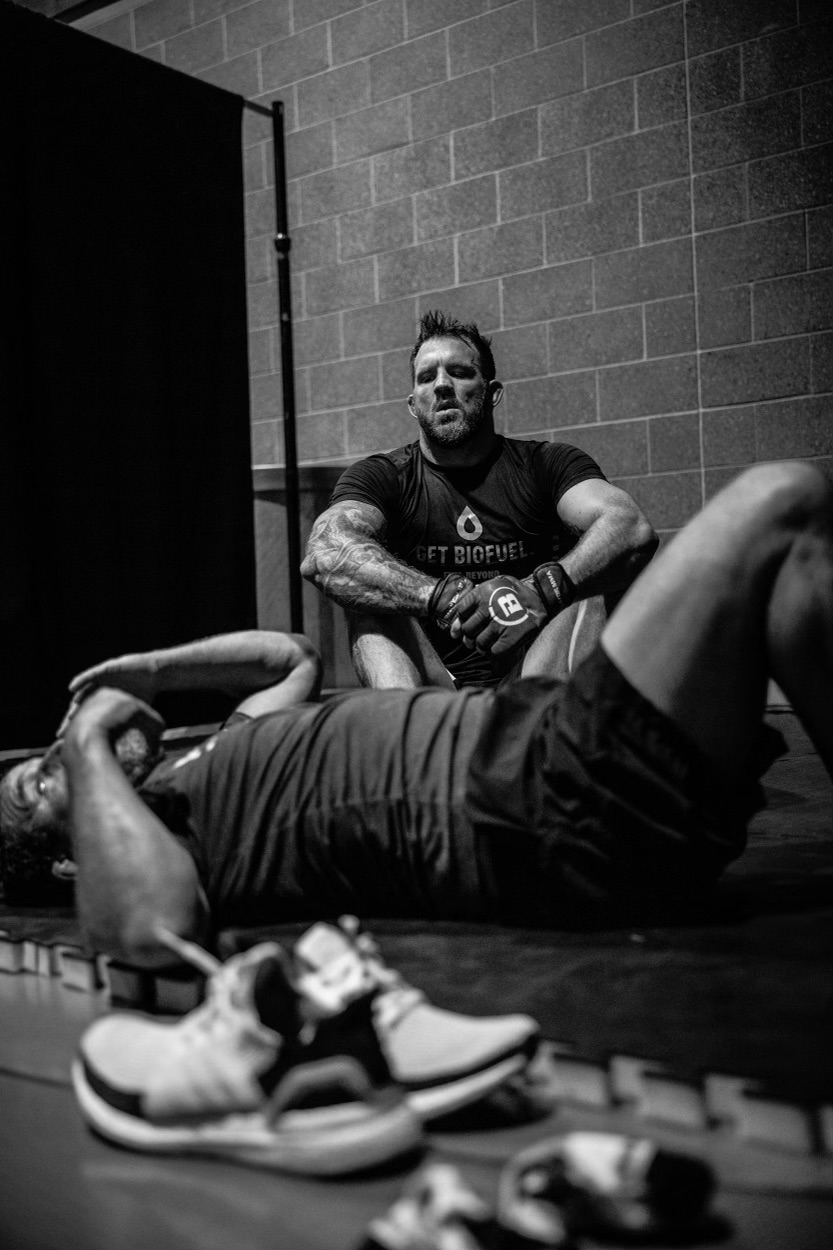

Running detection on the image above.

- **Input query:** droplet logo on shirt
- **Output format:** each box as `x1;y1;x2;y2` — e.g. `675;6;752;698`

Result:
488;584;529;627
456;506;483;541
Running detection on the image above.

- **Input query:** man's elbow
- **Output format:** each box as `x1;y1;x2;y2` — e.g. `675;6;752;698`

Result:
634;514;659;564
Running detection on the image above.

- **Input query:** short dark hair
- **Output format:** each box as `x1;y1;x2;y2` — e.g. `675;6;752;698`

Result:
410;310;496;384
0;762;74;906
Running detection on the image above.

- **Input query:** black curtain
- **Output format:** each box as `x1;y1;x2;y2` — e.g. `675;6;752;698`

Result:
0;2;257;745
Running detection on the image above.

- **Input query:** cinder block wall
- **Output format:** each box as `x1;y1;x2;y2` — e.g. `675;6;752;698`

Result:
86;0;831;545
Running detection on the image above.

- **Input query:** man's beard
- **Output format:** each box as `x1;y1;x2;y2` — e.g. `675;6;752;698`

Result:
416;401;487;447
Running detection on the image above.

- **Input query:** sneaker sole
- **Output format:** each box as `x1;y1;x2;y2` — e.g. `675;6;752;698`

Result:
71;1059;423;1175
406;1050;530;1121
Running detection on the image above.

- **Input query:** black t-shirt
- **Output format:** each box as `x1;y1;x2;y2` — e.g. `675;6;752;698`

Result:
139;686;495;931
331;437;605;685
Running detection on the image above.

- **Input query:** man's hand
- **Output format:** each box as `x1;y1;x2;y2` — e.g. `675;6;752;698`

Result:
428;574;475;630
57;652;161;739
66;686;165;768
450;576;549;656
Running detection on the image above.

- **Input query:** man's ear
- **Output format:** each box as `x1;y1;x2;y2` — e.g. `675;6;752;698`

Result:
490;380;504;408
407;393;417;419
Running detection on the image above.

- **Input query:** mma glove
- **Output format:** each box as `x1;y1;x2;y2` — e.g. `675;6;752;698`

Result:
427;573;476;630
451;562;575;657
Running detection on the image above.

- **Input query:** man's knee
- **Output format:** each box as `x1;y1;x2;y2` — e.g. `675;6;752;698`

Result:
730;461;832;525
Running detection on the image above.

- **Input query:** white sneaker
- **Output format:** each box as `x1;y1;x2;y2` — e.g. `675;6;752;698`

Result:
293;917;540;1121
72;931;423;1175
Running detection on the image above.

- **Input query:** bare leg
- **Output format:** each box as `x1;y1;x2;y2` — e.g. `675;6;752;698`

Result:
522;596;608;680
348;612;455;689
602;462;833;780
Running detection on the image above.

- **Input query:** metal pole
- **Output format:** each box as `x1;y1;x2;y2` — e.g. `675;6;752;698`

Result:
270;100;303;633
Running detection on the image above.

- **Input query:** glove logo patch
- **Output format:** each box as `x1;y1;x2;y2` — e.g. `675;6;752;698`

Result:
488;585;529;627
456;506;483;541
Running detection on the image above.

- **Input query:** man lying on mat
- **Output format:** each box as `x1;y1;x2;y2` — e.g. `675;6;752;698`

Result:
1;461;831;968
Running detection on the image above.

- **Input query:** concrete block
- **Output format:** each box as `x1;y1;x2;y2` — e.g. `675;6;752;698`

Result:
197;51;259;97
696;215;806;291
297;410;349;462
808;206;833;269
493;41;584;116
247;278;278;330
248;327;273;376
689;46;742;115
591;121;688;198
458;217;543;283
165;21;224;73
488;324;549;381
381;347;412;399
305;257;376;315
755;395;833;460
375;136;452;203
309;355;381;413
700;338;811;407
295;312;343;366
549;306;644;372
541;80;634;158
247;237;273;285
298;62;371;128
748;143;833;216
298;160;371;225
449;0;534;78
535;0;630;46
693;165;747;232
261;25;329;92
377;238;456;301
346;400;415;456
646;294;696;357
649;411;701;471
685;0;795;58
370;30;447;104
619;468;703;528
417;278;502;330
503;260;592;325
691;92;802;174
637;62;686;129
294;0;359;30
755;269;833;340
743;21;833;99
500;153;587;221
454;110;538;181
803;80;833;148
340;199;414;261
595;237;693;310
585;5;684;88
811;330;833;394
286;121;334;181
411;70;492;142
599;353;697;419
565;418;650;478
503;372;597;433
335;98;410;164
292;219;339;273
641;179;691;242
416;175;497;242
332;0;405;66
407;0;487;40
343;297;418;356
135;0;192;48
702;405;757;467
251;418;281;465
226;0;290;59
246;186;274;239
697;287;751;350
546;193;639;264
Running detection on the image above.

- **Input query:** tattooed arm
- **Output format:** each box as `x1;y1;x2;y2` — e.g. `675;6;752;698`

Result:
301;499;436;615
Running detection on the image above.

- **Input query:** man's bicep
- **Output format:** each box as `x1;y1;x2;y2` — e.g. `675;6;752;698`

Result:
557;478;641;531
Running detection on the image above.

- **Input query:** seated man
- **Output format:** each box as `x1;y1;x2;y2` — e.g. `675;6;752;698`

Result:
302;309;657;689
1;462;830;969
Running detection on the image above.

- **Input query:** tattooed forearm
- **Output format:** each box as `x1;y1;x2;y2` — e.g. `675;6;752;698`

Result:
301;502;435;615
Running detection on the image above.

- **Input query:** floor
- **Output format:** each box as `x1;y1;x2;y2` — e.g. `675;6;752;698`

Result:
1;711;831;1250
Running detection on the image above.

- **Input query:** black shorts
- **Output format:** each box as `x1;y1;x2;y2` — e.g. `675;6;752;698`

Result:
466;645;784;925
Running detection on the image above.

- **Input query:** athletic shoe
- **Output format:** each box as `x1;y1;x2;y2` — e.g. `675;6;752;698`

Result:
293;917;540;1121
72;930;423;1175
359;1163;501;1250
497;1132;715;1244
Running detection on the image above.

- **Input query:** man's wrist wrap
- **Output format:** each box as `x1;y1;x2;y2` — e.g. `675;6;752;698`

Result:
428;574;472;629
532;562;575;617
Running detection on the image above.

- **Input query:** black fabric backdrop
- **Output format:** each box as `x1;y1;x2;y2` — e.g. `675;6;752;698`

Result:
0;1;257;746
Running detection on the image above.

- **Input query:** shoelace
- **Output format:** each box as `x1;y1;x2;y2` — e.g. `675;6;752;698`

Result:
341;917;425;1033
152;926;273;1052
